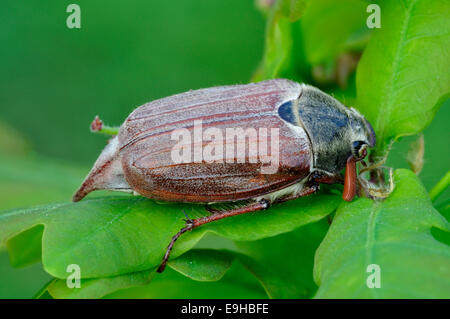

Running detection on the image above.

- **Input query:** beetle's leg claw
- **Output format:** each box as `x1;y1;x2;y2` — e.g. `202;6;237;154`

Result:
157;223;194;273
182;209;194;225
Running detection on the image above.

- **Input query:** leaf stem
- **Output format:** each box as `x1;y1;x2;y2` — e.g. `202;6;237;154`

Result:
97;125;119;136
429;171;450;202
90;116;119;136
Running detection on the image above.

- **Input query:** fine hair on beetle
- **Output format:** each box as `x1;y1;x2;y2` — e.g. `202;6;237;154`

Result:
73;79;376;273
170;120;280;174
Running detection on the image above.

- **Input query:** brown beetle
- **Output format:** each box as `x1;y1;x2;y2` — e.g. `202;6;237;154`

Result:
73;79;375;272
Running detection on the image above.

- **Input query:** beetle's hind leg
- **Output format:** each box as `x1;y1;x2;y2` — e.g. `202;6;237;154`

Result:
204;199;256;214
156;199;271;273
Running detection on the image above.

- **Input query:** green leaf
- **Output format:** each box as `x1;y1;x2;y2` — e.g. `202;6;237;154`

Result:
104;261;268;299
235;219;329;298
300;0;369;65
254;0;371;90
165;224;331;299
0;192;340;279
314;169;450;298
33;279;56;299
168;249;234;281
356;0;450;157
47;270;154;299
436;200;450;220
41;249;246;298
252;0;308;81
6;225;43;268
431;199;450;246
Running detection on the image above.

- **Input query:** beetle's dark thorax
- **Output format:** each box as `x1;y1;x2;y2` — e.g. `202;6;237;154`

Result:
295;88;352;174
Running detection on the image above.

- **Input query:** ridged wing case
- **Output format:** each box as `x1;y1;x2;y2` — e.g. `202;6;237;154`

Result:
118;79;311;202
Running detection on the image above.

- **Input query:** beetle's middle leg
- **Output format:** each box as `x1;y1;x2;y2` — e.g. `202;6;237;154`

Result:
156;199;271;273
275;183;319;204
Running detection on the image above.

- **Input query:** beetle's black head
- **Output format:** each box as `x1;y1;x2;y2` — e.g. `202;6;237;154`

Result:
347;107;376;161
278;84;376;174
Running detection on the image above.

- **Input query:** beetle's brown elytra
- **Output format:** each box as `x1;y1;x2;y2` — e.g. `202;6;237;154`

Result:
73;79;376;272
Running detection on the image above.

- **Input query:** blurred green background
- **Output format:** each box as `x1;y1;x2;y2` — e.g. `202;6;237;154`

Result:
0;0;265;298
0;0;448;298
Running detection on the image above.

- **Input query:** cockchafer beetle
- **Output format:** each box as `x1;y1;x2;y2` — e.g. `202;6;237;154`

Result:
73;79;376;272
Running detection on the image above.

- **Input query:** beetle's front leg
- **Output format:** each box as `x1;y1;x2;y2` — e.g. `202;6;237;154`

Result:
157;199;271;273
310;169;362;201
310;170;344;185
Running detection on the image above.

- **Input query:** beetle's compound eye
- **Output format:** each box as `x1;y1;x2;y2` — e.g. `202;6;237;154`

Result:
352;141;367;160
